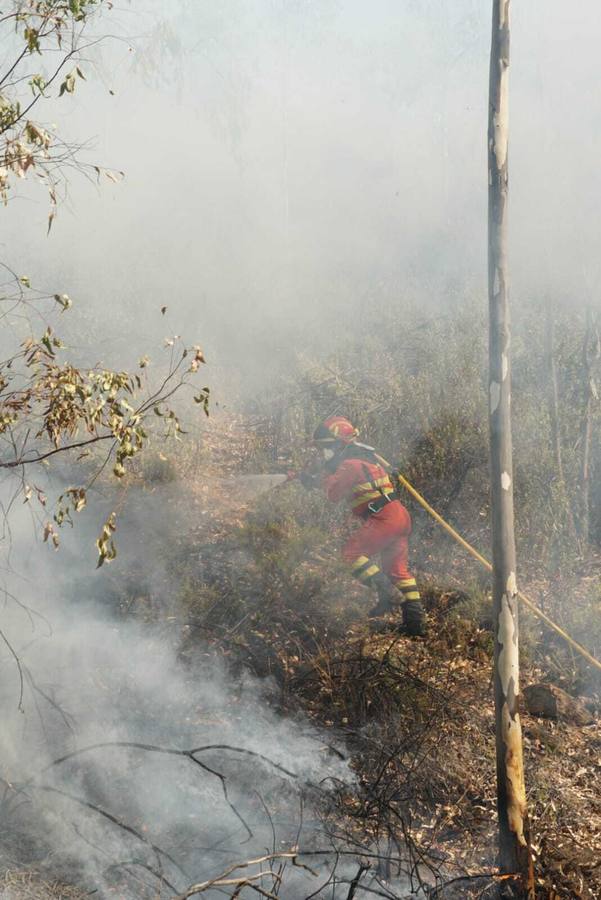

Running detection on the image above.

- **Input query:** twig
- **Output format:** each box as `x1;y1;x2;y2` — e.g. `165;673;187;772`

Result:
32;740;298;842
346;862;370;899
105;860;178;894
173;852;317;900
0;625;24;710
31;783;187;886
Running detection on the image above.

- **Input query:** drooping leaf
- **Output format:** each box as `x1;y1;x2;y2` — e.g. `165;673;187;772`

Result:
59;71;77;97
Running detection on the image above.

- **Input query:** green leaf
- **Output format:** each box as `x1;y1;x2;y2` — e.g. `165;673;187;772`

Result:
24;28;41;54
69;0;85;20
41;330;55;356
59;71;77;97
29;74;47;96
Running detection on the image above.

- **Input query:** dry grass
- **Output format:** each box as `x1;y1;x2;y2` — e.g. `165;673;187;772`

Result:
167;412;601;898
27;409;596;899
0;870;86;900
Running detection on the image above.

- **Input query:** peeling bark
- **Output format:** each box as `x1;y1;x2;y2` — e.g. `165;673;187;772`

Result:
490;380;501;414
502;705;527;844
487;2;534;895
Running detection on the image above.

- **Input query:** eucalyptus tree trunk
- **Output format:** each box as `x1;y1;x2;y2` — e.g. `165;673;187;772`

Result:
545;307;578;543
578;307;600;546
487;2;534;895
545;310;564;484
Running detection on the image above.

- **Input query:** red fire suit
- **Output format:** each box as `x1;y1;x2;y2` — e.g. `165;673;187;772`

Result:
322;455;420;601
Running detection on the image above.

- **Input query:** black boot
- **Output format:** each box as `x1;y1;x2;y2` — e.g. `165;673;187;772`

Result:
367;592;393;619
367;574;402;620
402;599;427;637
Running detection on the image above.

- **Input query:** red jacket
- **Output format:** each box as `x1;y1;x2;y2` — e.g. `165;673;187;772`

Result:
322;457;395;517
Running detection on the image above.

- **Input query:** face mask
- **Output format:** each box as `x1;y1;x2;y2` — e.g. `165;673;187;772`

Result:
322;448;335;461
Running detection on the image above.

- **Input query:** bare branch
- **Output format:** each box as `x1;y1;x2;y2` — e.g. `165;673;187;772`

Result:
0;624;24;710
173;852;316;900
29;783;188;886
30;740;298;843
0;433;113;468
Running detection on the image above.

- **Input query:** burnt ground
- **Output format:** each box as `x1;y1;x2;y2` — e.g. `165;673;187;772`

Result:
175;414;601;898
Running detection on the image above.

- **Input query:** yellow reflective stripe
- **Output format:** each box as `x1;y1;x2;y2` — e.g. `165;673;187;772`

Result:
352;476;392;494
352;557;379;580
357;565;380;582
351;489;395;509
395;578;420;599
351;491;381;508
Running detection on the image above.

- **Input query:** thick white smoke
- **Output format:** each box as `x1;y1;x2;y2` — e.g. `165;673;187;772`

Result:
4;0;601;401
0;476;351;898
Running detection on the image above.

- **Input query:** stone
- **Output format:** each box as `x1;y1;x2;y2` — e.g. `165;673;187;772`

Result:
523;683;594;726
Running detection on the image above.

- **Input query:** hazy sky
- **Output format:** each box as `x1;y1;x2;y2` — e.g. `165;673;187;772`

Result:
4;1;601;391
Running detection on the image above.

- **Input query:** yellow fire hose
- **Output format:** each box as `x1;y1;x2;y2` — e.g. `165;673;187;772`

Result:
396;472;601;675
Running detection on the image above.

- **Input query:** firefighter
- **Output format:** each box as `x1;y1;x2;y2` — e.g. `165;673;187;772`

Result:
302;415;426;636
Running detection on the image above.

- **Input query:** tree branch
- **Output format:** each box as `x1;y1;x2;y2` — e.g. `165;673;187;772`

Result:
32;741;298;844
173;852;317;900
0;433;113;468
30;783;187;887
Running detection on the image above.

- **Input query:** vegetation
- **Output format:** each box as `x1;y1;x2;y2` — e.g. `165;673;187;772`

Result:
0;1;209;565
110;387;599;897
1;0;117;211
0;3;599;899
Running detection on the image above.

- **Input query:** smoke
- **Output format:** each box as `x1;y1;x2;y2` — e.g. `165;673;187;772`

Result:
3;0;601;402
0;473;352;897
2;1;601;893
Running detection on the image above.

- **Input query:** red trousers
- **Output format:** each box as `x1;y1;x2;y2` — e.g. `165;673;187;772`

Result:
343;500;417;591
